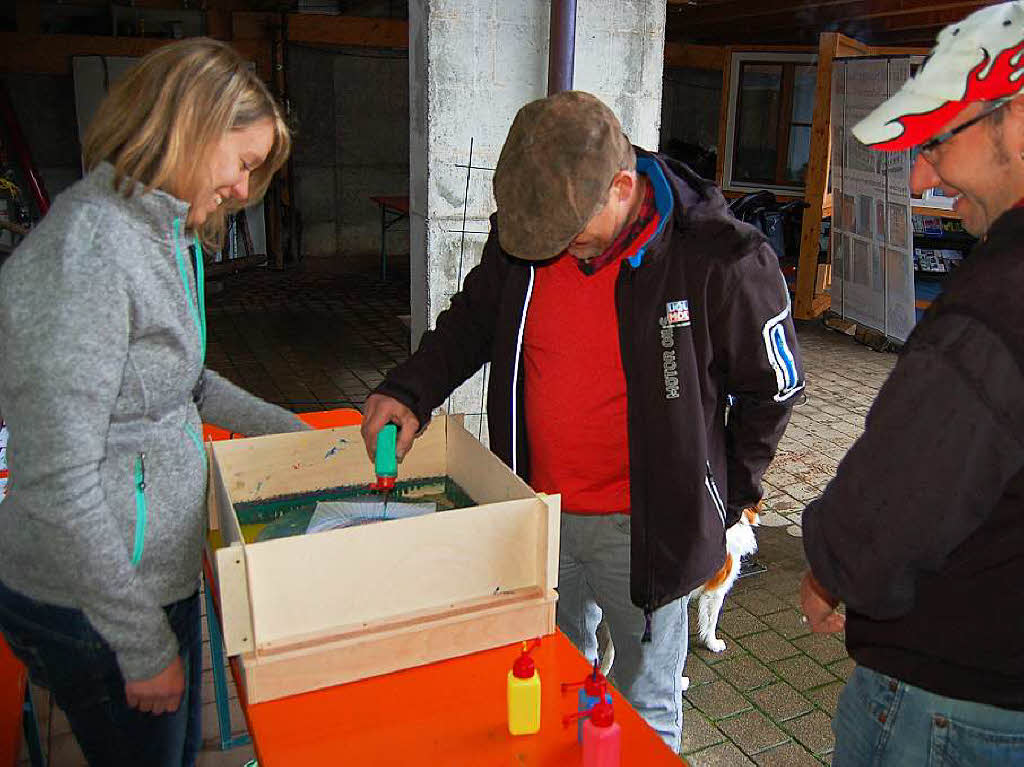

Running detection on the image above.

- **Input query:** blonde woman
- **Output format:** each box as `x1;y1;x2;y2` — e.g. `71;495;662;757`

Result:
0;39;306;766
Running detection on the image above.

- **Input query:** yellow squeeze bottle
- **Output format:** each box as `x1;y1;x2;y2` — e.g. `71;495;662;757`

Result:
507;639;541;735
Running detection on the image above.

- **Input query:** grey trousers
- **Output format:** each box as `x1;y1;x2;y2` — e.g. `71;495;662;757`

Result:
556;511;688;752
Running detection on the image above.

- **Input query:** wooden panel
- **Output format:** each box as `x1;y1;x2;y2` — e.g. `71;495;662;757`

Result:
211;419;446;504
240;591;556;703
0;32;270;79
444;416;535;504
664;42;726;70
243;498;546;650
232;11;279;40
210;447;244;544
795;33;839;320
287;14;408;49
215;544;256;656
15;2;41;34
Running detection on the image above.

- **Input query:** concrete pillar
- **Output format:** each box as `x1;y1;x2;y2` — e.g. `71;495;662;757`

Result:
409;0;665;441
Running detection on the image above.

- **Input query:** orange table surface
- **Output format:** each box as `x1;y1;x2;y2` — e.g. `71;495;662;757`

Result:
242;633;683;766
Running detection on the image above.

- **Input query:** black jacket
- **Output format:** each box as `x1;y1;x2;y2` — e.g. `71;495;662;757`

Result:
803;206;1024;709
377;150;803;612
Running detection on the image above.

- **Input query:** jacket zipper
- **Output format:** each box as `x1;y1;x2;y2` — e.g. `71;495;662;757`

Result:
509;266;535;476
705;461;727;527
619;262;657;642
131;453;148;565
172;217;207;363
183;422;205;461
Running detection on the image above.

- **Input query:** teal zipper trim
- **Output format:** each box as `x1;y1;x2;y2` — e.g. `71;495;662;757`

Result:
172;218;207;363
194;233;207;359
184;422;205;460
131;453;148;565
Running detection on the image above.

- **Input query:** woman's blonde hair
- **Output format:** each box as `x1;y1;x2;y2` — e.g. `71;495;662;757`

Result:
83;37;290;248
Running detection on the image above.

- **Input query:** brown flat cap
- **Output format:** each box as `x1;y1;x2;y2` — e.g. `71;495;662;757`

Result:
493;91;631;261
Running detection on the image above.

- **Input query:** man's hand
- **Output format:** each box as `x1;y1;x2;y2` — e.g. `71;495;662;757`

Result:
124;656;185;715
800;571;846;634
361;394;420;463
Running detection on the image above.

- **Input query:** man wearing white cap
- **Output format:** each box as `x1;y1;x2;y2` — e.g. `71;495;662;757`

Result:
799;3;1024;764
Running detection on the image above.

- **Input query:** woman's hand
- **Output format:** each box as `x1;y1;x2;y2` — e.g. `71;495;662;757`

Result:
124;656;185;715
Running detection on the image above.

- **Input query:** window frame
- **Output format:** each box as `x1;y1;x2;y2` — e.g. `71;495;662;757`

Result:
723;51;818;194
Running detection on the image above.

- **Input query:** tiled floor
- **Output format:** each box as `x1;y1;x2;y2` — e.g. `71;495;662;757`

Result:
18;263;898;765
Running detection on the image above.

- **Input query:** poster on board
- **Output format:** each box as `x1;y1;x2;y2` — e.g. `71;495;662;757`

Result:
830;57;916;342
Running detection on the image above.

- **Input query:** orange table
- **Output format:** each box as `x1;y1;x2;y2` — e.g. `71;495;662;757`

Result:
204;408;680;765
240;632;682;766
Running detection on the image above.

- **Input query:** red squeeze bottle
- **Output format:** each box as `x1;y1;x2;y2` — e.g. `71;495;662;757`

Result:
563;700;621;767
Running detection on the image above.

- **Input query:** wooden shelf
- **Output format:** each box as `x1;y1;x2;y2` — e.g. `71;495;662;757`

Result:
912;204;962;219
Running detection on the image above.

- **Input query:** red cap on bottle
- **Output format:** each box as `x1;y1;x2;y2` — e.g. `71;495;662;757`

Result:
562;699;616;729
512;638;540;678
588;701;615;728
561;658;608;696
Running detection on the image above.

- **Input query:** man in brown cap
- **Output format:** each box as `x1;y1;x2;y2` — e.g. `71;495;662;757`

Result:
362;90;802;750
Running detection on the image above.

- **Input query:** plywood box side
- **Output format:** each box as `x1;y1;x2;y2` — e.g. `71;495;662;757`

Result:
206;442;219;532
210;455;243;545
445;416;535;503
214;544;256;656
253;586;546;658
242;498;546;651
537;493;561;592
212;420;447;504
239;592;556;703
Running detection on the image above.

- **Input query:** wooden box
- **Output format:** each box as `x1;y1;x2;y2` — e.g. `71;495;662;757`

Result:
206;415;560;703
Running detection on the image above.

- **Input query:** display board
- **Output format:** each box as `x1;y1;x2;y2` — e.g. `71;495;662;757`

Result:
830;57;917;342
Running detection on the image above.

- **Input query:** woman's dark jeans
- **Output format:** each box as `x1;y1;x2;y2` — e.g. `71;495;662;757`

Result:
0;578;202;767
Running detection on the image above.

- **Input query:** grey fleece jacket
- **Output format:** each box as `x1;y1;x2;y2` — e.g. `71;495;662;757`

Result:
0;163;307;680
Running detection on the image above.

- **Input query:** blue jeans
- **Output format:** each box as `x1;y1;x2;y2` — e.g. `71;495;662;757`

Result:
556;512;688;752
0;578;202;767
834;665;1024;766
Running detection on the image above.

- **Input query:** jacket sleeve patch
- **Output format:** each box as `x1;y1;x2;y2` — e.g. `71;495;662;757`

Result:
762;304;802;402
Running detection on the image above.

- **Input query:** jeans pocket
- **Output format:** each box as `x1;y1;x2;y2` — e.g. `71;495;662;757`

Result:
930;713;1024;766
855;667;900;720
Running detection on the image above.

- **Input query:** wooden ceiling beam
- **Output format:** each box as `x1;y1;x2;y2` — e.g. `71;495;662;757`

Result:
0;32;271;79
668;1;988;45
881;6;986;32
668;0;991;28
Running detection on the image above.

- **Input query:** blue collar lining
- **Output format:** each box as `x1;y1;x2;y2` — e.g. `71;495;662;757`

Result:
629;157;674;268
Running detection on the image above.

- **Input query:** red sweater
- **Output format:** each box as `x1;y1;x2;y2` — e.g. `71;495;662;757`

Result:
524;182;659;513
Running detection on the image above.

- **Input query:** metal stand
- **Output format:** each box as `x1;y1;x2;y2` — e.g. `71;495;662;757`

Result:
202;577;252;751
22;686;43;767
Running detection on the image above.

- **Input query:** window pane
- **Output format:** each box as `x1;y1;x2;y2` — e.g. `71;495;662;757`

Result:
792;65;816;124
660;67;722;179
786;125;811;183
733;64;781;183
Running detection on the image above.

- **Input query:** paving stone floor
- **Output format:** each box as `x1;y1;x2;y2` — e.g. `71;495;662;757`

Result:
20;264;899;766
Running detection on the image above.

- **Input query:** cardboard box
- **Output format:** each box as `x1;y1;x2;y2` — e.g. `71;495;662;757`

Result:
206;415;559;703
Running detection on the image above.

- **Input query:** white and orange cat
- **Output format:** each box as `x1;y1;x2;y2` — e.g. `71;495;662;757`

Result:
598;504;760;684
692;503;760;652
681;504;760;690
